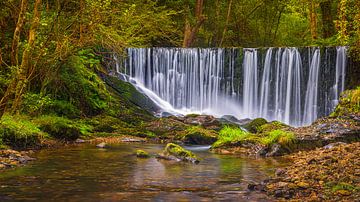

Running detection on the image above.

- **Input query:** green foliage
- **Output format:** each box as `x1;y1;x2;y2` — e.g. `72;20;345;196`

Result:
0;114;46;148
212;126;251;148
33;116;93;141
21;93;53;116
261;129;296;148
48;54;110;116
331;87;360;117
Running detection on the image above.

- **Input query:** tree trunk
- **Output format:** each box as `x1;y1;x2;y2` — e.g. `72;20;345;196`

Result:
79;0;85;43
182;0;205;47
220;0;233;47
320;1;335;38
309;0;318;40
11;0;28;66
11;0;42;112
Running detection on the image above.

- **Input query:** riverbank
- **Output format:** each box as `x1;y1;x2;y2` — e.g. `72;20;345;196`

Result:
260;141;360;201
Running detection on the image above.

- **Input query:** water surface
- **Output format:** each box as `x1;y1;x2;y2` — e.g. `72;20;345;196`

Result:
0;143;287;201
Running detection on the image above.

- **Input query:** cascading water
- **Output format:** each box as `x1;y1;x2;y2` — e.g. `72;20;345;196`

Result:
115;47;347;127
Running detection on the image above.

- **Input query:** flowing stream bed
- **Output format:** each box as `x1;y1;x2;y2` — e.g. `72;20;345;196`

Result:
0;143;288;201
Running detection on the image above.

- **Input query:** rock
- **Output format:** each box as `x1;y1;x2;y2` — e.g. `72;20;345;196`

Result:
182;127;218;145
275;168;286;176
75;139;86;143
96;142;107;148
136;150;150;158
159;143;200;164
160;112;174;117
323;142;347;149
121;138;145;142
265;144;284;157
248;183;266;191
244;118;268;133
183;115;221;129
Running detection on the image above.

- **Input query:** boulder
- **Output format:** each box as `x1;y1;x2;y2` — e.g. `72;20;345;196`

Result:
158;143;200;164
183;114;221;129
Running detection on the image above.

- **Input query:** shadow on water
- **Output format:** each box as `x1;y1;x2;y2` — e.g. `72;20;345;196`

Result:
0;143;289;201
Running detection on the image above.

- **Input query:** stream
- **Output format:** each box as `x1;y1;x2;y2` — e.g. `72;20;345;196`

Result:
0;143;288;201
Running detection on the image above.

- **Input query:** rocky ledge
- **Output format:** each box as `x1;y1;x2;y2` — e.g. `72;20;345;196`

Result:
0;149;36;170
250;142;360;201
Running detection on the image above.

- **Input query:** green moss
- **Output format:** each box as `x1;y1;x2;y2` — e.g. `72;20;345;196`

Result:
212;126;252;148
181;126;218;144
331;87;360;117
329;182;360;193
136;150;150;158
33;116;92;141
257;121;289;134
0;114;47;148
261;129;296;148
244;118;268;133
164;143;198;160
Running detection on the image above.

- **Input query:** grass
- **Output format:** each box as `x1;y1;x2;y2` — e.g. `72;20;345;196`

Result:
261;129;296;148
212;126;252;148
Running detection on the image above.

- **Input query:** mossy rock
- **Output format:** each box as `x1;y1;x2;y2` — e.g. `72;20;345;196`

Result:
331;88;360;117
180;126;218;145
162;143;199;163
244;118;268;133
257;121;289;134
136;150;150;158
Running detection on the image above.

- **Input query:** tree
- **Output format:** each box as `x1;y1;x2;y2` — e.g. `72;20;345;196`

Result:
183;0;205;47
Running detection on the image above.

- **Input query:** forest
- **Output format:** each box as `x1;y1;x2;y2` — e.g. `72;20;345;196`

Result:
0;0;359;201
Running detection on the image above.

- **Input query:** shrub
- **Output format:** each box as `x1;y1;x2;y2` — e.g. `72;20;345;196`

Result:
0;114;46;148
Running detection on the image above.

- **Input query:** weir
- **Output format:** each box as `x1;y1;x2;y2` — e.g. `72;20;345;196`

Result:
115;47;347;127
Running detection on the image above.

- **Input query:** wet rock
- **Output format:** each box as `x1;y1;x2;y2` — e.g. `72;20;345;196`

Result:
159;112;174;117
96;142;107;148
136;150;150;158
182;127;218;145
323;142;347;149
75;139;86;143
183;115;221;129
158;143;200;164
121;138;145;142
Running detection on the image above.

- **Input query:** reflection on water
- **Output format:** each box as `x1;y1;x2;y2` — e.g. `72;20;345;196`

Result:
0;144;287;201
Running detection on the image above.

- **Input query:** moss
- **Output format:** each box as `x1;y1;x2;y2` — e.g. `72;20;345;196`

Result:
327;182;360;193
164;143;198;160
257;121;289;134
34;116;92;141
331;87;360;117
244;118;268;133
212;126;253;148
180;126;218;144
0;114;47;149
261;129;296;149
136;150;150;158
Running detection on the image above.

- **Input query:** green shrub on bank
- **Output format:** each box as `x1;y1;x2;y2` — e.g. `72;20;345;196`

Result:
0;114;47;148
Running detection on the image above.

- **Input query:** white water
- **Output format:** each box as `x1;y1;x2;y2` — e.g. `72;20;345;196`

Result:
116;47;347;127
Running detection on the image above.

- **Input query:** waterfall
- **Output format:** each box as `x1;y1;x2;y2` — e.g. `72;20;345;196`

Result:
116;47;347;127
